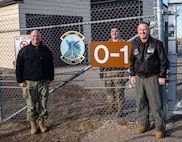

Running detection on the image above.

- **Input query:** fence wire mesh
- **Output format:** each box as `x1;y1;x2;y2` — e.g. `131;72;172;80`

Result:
0;0;163;127
176;5;182;109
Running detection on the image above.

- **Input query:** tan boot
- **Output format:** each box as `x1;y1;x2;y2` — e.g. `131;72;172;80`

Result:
136;126;150;134
30;121;38;135
38;118;48;133
106;104;115;114
156;131;164;138
116;104;122;117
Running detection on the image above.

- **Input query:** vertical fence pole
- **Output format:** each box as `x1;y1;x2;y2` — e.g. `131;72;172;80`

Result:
168;1;178;114
0;73;2;121
157;0;167;119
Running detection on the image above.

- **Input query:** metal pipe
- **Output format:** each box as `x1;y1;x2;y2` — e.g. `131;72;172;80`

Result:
2;65;91;121
157;0;167;119
0;15;154;33
157;0;164;42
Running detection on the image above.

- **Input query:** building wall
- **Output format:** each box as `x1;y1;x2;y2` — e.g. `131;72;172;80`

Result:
91;0;142;41
0;0;166;69
0;4;20;69
19;0;91;67
0;0;91;69
19;0;91;40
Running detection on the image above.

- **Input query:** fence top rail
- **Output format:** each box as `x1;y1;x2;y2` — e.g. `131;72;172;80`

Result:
0;15;154;33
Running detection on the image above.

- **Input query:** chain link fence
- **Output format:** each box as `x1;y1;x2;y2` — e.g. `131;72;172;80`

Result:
0;0;164;127
176;5;182;109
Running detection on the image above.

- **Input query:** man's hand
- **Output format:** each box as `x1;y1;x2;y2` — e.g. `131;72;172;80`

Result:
158;77;166;85
131;76;136;85
19;82;26;87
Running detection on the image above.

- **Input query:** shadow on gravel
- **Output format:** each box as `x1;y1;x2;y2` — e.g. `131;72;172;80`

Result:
122;134;155;142
165;115;182;137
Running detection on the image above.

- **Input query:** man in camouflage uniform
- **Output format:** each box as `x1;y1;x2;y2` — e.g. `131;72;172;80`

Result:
100;27;129;117
16;30;54;135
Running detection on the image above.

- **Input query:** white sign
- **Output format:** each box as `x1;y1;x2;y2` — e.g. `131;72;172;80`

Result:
14;35;30;59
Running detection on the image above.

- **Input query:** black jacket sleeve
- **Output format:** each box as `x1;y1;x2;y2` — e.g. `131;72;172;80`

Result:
129;42;136;76
16;49;25;83
157;41;169;78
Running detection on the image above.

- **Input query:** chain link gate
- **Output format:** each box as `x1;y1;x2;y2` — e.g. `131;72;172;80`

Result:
175;4;182;113
167;1;182;115
0;0;170;140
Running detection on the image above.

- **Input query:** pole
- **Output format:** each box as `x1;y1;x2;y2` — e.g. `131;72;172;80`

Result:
0;73;2;121
157;0;166;119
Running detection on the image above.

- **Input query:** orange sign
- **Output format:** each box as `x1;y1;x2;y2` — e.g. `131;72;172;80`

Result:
90;41;132;68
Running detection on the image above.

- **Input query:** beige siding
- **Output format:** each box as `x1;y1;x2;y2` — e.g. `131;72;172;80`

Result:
0;4;20;69
0;4;19;17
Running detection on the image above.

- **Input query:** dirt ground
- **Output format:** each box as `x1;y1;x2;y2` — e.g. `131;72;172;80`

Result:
1;84;182;142
1;68;182;142
0;116;101;142
0;113;182;142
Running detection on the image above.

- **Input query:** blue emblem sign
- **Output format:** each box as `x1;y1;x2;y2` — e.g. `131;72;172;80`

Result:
60;31;85;65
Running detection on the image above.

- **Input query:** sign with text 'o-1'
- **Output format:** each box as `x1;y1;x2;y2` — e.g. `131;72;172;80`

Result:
90;41;132;68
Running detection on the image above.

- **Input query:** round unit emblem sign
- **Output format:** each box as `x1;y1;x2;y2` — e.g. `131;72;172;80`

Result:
60;31;85;65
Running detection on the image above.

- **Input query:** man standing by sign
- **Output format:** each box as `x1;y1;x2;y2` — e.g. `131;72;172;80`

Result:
130;22;168;138
100;27;129;117
16;30;54;135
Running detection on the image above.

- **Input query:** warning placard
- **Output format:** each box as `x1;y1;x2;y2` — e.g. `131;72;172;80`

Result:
14;35;30;59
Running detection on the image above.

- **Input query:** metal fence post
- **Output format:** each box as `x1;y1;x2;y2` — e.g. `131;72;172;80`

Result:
157;0;167;119
0;73;2;121
168;1;178;114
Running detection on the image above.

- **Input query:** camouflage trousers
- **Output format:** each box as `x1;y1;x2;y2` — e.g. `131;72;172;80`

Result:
22;80;49;121
105;79;125;105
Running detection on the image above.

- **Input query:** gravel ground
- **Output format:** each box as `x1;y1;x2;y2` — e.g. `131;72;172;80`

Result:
1;58;182;142
80;115;182;142
0;114;182;142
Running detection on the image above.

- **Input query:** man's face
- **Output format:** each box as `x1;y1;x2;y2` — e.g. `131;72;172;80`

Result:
111;28;120;40
138;23;150;41
30;30;42;46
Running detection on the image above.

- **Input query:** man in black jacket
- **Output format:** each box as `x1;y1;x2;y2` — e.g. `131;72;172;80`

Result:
130;22;168;138
16;30;54;135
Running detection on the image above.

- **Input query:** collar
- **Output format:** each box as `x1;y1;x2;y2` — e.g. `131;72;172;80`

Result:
30;41;43;48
